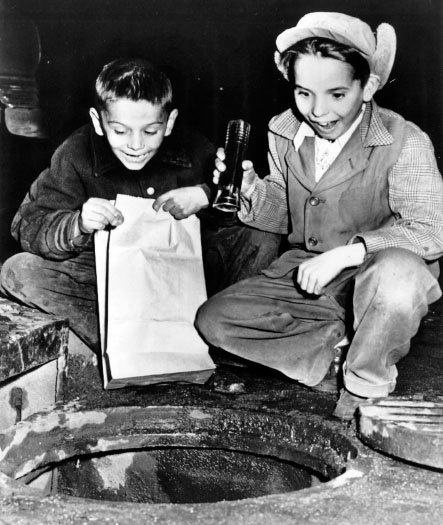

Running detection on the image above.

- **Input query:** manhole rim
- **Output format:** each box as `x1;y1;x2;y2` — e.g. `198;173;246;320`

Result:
0;404;365;515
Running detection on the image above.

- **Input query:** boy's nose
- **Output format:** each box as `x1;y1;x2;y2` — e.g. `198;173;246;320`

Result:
311;97;327;118
128;134;144;150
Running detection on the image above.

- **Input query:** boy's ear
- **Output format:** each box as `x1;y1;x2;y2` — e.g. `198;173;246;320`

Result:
89;108;104;136
164;108;178;137
363;74;380;102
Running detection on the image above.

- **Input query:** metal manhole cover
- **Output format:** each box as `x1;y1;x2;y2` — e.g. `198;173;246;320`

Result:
359;397;443;469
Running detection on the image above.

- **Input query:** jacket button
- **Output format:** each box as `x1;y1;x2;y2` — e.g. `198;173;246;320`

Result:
308;237;318;246
309;196;320;206
147;187;155;196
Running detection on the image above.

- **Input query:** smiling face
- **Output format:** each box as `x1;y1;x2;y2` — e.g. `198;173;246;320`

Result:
293;54;376;141
90;98;177;170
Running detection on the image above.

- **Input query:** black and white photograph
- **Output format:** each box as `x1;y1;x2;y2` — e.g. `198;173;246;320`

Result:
0;1;442;523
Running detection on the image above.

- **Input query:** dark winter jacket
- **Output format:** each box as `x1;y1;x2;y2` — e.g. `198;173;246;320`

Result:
12;123;233;260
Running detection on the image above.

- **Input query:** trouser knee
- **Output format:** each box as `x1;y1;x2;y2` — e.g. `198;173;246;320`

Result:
356;248;440;312
0;252;41;300
195;297;227;347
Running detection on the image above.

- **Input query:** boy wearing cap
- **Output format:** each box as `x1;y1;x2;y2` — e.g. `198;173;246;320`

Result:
196;12;443;419
0;58;280;355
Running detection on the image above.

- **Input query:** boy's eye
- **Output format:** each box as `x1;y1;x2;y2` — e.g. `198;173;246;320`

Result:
144;130;158;136
295;89;310;98
332;92;345;99
114;129;126;135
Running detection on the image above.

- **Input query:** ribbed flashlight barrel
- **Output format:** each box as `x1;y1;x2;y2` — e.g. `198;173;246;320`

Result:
213;119;251;212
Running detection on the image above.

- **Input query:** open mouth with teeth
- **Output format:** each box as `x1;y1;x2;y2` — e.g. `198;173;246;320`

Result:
310;120;338;133
123;152;149;161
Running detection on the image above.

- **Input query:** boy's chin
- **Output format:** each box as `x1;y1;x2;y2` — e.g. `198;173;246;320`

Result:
121;162;148;171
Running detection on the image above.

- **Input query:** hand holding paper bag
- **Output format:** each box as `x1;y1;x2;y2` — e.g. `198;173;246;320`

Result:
153;185;210;219
95;194;215;389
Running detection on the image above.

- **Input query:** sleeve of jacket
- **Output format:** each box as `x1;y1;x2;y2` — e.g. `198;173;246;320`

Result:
11;138;93;260
238;129;289;234
353;127;443;260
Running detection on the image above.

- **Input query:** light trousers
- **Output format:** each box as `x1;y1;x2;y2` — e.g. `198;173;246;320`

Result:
196;248;441;398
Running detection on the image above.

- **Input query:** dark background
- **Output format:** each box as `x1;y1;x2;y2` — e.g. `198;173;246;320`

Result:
0;0;441;260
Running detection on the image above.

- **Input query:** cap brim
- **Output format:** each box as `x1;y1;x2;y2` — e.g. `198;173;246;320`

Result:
275;24;396;90
276;27;372;57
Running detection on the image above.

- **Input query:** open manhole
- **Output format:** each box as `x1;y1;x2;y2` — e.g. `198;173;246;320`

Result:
44;447;319;503
0;405;359;505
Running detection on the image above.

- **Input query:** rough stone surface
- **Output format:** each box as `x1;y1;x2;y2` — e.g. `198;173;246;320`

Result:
0;298;68;381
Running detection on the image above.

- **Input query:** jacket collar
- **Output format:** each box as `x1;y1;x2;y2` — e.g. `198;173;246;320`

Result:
89;125;193;177
269;100;393;148
360;101;394;147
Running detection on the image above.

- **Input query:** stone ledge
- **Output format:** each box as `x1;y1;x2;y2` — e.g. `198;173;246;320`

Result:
0;297;68;382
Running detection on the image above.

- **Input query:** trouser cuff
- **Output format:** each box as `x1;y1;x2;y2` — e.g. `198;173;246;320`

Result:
343;362;397;398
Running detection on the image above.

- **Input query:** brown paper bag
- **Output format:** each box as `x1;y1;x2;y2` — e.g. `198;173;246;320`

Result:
95;194;215;389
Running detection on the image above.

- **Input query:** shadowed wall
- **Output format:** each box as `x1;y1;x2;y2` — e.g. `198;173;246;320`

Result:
0;0;441;259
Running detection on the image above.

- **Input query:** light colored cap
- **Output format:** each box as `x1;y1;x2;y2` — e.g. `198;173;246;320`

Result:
274;12;396;89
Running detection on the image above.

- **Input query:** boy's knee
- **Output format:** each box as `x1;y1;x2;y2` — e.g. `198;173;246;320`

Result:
195;297;228;346
359;248;437;308
366;248;426;284
372;247;419;269
196;298;217;332
1;252;41;298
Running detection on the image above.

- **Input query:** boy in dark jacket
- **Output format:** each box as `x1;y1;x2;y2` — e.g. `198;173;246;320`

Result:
196;12;443;419
0;58;280;353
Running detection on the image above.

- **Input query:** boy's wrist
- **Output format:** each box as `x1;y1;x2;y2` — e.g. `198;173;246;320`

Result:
70;211;92;247
241;175;258;199
197;183;212;203
73;213;89;237
343;241;366;266
195;184;210;207
72;216;82;238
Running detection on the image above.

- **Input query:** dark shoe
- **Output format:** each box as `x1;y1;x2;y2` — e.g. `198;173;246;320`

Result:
311;345;347;394
207;368;246;394
332;389;368;420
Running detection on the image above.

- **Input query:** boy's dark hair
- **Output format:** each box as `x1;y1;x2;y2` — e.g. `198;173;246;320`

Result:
281;37;371;87
94;58;174;114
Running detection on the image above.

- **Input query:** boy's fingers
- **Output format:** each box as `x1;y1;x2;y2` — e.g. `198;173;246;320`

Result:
82;208;123;231
96;204;123;226
153;192;181;213
216;147;225;161
110;209;124;226
87;199;123;224
153;192;170;211
215;158;226;172
162;201;175;213
242;160;253;171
